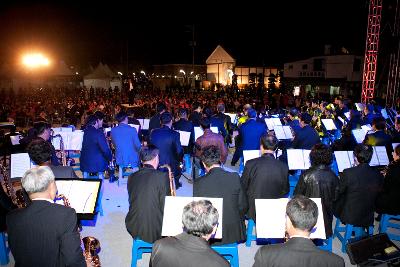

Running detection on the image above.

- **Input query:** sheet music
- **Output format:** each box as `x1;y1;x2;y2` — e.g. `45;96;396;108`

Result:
162;196;223;239
352;129;368;144
355;103;364;112
128;124;140;133
11;153;32;178
104;127;112;135
52;127;62;133
177;131;191;146
372;146;389;166
344;112;350;120
283;126;293;139
338;117;345;125
243;150;261;165
303;149;311;169
10;135;21;145
67;131;84;150
361;124;372;131
55;180;101;214
255;198;326;239
321;119;337;130
273;126;287;140
334;151;353;172
210;127;218;134
287;149;311;170
60;127;73;132
142;119;150;130
224;113;237;124
264;118;276;131
272;118;282;126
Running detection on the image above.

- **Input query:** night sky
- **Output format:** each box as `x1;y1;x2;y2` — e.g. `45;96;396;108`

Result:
0;1;371;69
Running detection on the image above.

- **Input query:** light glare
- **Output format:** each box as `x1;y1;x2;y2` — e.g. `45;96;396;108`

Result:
22;53;50;68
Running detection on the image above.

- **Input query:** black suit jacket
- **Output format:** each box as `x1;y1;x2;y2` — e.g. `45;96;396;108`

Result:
363;130;394;161
173;118;195;155
376;160;400;215
150;232;229;267
253;237;344;267
242;153;289;221
150;126;184;177
334;163;384;227
193;167;248;245
149;113;162;133
125;165;170;243
6;200;85;267
292;125;321;149
50;165;79;178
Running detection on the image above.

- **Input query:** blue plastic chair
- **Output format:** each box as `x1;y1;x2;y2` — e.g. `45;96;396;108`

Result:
117;165;137;187
246;219;256;247
379;214;400;241
333;218;374;253
316;236;333;252
131;238;153;267
211;243;239;267
0;232;9;265
238;157;244;175
288;171;301;197
183;154;192;174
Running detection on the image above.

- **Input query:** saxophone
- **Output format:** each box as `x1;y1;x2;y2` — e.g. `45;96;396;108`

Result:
160;164;176;196
56;194;101;267
52;133;67;166
0;163;27;208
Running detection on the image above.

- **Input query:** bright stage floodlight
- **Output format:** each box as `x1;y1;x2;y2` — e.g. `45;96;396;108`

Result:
22;53;50;68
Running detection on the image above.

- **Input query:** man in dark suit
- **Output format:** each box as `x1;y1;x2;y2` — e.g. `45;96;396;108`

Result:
125;145;170;243
292;112;321;149
334;144;384;227
189;102;203;127
26;138;78;178
240;108;267;151
253;196;344;267
7;166;86;267
242;134;289;221
150;112;184;188
80;114;112;176
150;200;229;267
363;116;393;161
173;108;195;155
203;107;227;139
149;102;166;133
193;145;248;245
213;103;233;145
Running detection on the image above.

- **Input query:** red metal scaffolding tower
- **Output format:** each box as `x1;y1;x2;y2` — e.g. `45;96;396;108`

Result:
361;0;383;103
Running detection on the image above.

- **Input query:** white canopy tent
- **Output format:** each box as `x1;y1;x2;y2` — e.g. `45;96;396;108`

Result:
83;63;121;89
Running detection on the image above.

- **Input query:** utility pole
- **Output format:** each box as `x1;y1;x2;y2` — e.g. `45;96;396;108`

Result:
192;24;195;74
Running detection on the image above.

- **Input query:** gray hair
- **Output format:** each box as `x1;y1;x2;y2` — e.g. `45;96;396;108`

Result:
21;166;55;194
182;200;219;237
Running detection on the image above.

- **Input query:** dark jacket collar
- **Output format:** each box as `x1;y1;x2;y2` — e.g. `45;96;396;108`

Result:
142;164;156;169
175;232;210;249
262;153;275;159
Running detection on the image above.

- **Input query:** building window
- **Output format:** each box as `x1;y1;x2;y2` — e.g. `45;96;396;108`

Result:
302;64;308;70
353;58;361;72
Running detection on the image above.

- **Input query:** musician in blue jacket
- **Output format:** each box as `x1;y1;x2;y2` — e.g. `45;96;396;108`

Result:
111;111;141;179
80;114;112;176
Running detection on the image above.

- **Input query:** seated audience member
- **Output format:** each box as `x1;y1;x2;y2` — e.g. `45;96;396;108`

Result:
194;145;247;245
242;134;289;221
334;144;384;227
7;166;86;267
294;143;339;238
26;138;78;178
150;200;229;267
253;196;344;267
125;145;170;243
292;112;321;149
376;144;400;215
